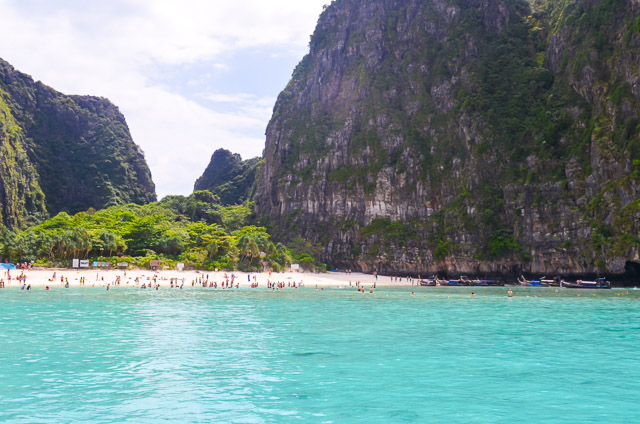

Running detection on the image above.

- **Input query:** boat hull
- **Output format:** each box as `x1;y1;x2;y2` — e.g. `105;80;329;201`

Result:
562;284;611;289
563;278;611;289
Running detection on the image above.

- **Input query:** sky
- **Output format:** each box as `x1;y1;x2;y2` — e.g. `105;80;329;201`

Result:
0;0;328;198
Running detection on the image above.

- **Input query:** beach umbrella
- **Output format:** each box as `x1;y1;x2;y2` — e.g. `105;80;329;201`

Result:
0;263;16;270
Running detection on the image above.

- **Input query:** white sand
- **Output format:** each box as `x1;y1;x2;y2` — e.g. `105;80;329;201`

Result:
0;268;419;288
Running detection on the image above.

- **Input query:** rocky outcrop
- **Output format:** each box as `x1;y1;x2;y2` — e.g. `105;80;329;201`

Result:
0;58;156;226
255;0;640;278
194;149;261;205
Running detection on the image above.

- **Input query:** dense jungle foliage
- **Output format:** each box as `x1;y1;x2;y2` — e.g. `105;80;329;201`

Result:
0;191;325;272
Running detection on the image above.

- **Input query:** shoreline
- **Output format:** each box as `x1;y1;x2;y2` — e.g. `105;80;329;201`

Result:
2;268;635;289
0;268;417;288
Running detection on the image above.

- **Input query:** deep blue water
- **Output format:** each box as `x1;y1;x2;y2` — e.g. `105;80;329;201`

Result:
1;286;639;423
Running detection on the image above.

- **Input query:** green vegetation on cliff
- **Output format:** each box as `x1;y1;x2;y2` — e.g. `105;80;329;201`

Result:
0;90;47;228
0;58;156;229
194;149;261;206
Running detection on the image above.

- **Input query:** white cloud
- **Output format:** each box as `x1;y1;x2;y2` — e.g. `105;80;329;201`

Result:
122;85;267;196
201;92;275;116
0;0;328;197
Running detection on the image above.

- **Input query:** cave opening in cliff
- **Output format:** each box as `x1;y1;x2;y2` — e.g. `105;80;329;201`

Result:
624;261;640;281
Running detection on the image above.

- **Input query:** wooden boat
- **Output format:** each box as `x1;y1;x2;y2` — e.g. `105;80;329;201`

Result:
470;279;504;287
439;276;472;286
517;276;549;287
562;278;611;289
438;279;461;286
419;277;437;286
459;276;472;286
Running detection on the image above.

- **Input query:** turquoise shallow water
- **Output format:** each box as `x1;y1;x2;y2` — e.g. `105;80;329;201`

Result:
1;286;639;423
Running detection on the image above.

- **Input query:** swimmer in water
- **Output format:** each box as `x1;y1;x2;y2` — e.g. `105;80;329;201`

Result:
507;289;513;297
471;292;475;298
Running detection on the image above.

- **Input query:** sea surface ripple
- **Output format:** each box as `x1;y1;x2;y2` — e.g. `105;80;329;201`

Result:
1;286;639;423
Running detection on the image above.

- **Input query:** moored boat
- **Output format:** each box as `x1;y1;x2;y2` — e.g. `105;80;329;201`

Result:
419;279;437;286
439;276;472;286
419;276;438;286
470;279;504;287
517;276;549;286
562;278;611;289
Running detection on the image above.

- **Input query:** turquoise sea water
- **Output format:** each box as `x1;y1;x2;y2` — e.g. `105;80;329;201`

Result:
1;286;639;423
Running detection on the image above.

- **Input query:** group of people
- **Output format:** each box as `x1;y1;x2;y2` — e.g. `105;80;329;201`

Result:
350;280;377;290
389;275;418;284
3;270;29;285
0;268;524;298
266;281;302;289
355;285;374;293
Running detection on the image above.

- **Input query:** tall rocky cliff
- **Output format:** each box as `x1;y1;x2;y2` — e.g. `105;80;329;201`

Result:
255;0;640;278
0;58;156;228
194;149;260;205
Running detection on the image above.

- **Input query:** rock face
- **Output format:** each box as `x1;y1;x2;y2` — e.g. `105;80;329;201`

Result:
194;149;261;205
255;0;640;278
0;92;46;228
0;58;156;227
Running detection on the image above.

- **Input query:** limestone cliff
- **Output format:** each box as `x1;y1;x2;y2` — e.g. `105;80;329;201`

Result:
194;149;260;205
0;92;46;228
255;0;640;278
0;58;156;227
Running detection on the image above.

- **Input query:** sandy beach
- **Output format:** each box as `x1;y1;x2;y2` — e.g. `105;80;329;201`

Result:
0;268;419;288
